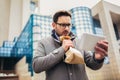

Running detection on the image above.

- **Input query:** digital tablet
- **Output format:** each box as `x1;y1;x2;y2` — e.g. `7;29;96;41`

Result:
79;33;105;52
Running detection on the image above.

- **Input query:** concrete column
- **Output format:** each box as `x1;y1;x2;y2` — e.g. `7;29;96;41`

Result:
99;9;119;79
22;0;31;30
9;0;31;41
9;0;22;41
0;0;10;46
88;1;120;79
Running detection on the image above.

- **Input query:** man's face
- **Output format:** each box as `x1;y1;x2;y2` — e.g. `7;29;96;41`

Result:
52;16;71;36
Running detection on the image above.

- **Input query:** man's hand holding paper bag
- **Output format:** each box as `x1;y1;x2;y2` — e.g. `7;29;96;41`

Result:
60;36;85;64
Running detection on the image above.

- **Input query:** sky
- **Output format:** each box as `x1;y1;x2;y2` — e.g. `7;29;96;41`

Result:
39;0;120;15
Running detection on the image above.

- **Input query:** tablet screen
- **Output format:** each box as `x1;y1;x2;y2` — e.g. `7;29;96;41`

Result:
79;33;105;52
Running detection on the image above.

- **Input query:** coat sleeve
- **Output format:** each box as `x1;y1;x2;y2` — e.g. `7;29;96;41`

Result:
84;51;104;70
74;37;104;70
32;41;65;73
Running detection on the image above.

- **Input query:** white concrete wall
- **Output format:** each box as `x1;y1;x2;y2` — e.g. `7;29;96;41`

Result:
0;0;10;46
0;0;31;44
9;0;22;41
22;0;31;30
87;1;120;80
9;0;31;41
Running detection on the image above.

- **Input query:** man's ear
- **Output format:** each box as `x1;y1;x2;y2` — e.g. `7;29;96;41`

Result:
52;22;56;29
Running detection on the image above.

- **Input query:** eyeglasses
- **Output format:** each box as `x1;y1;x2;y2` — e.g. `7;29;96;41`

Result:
56;23;71;28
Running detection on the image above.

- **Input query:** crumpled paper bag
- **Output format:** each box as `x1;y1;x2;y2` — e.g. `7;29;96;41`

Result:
64;47;85;64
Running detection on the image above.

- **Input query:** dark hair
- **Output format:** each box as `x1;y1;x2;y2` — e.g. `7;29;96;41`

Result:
53;10;71;23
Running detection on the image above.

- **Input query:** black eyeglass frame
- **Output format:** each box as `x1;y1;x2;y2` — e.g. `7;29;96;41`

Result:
55;22;72;28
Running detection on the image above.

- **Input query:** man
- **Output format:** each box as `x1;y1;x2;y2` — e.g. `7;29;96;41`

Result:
32;10;108;80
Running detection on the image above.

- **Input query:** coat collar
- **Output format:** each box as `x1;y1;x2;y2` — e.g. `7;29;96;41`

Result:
51;29;76;43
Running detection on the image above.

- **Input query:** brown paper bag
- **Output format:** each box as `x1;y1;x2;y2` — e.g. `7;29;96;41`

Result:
64;47;85;64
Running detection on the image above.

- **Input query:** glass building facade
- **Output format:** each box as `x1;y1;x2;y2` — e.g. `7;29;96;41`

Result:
93;18;103;36
32;14;52;53
70;7;94;37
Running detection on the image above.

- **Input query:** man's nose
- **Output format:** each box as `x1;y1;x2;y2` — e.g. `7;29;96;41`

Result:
64;26;70;30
